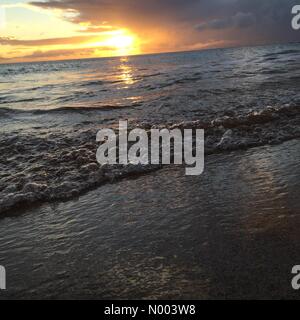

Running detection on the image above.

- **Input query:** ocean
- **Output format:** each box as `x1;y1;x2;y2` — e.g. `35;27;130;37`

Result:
0;43;300;299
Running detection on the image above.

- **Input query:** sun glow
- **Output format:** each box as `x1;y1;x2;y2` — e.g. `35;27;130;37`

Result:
106;34;134;49
0;3;142;62
90;30;140;57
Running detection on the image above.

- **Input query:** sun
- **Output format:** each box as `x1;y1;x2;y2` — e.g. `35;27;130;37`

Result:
106;34;135;49
87;30;140;57
103;30;140;56
105;31;140;56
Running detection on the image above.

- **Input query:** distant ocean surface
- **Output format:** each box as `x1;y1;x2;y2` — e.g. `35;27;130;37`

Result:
0;43;300;213
1;43;300;116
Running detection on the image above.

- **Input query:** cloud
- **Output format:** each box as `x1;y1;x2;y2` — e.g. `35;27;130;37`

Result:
28;0;299;48
21;47;102;59
196;12;255;31
0;0;297;63
78;25;114;33
0;35;102;46
0;47;115;63
234;12;256;28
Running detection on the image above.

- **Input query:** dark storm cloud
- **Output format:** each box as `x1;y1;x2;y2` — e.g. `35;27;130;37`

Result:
30;0;300;47
30;0;206;27
196;12;255;31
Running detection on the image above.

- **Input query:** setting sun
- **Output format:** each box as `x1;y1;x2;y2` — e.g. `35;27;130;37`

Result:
106;34;134;49
87;30;140;57
104;31;140;56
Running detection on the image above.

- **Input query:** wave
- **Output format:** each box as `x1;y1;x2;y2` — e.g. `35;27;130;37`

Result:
154;73;203;89
0;61;82;77
0;97;44;105
0;103;141;116
263;49;300;58
0;103;299;215
80;79;126;87
259;69;287;75
79;74;162;88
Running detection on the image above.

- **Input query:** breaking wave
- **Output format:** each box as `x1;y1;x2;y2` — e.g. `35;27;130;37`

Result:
0;103;299;215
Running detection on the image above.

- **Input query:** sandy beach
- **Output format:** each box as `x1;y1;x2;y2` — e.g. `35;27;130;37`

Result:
0;139;299;299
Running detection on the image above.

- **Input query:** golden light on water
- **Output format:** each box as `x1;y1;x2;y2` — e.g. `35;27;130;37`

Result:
119;63;135;86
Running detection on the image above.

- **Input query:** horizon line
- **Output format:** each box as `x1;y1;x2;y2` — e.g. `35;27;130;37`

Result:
0;40;299;66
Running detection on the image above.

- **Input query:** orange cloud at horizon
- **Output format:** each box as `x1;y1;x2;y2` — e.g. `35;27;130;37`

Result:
0;30;144;63
0;1;232;64
0;2;138;63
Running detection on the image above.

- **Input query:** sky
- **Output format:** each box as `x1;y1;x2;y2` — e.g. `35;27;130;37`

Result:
0;0;299;63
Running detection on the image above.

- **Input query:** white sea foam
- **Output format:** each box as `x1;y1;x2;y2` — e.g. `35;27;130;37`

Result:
0;103;299;214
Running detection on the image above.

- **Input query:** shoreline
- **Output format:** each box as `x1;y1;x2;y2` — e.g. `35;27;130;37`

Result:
1;139;299;299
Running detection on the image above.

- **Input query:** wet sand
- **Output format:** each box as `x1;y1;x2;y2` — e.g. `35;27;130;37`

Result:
0;139;300;299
